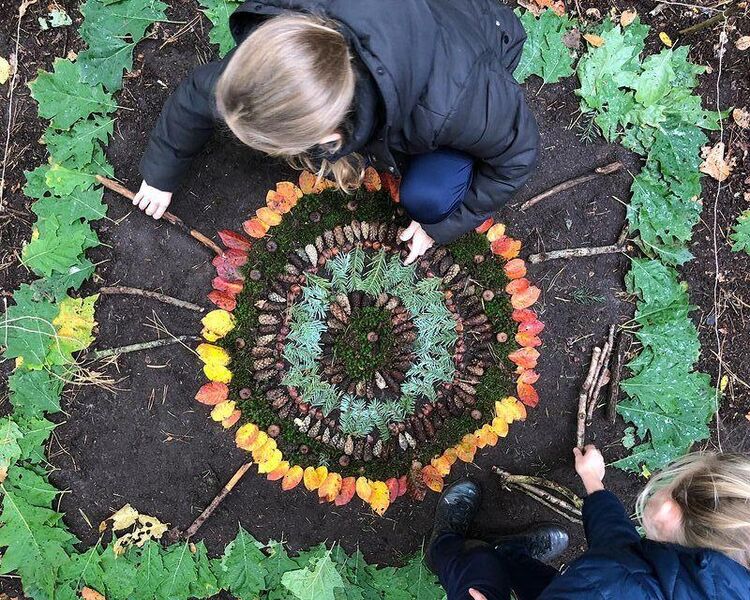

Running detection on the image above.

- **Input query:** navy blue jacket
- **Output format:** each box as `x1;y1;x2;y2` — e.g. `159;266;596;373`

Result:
540;490;750;600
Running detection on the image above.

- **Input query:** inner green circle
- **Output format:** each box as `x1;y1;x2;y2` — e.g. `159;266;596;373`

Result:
333;306;396;381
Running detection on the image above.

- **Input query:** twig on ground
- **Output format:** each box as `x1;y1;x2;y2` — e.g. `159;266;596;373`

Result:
182;463;253;539
95;175;223;255
678;3;738;35
518;161;623;211
99;286;205;312
528;243;626;264
587;325;616;424
607;331;633;423
492;467;583;523
577;346;601;448
86;335;200;360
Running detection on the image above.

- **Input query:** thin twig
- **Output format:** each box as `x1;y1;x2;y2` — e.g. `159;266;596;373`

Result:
587;325;616;423
183;463;253;539
492;467;583;523
99;286;205;312
678;3;738;34
529;243;626;264
87;336;200;360
518;161;623;211
577;346;601;448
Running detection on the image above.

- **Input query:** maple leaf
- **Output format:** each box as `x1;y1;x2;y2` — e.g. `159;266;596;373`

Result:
516;331;542;347
29;58;115;129
1;284;60;367
44;114;114;169
48;294;98;364
22;216;93;279
197;0;243;56
214;526;268;598
514;10;576;84
32;187;109;225
281;550;344;600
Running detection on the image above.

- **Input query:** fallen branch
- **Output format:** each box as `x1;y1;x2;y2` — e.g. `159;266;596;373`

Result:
87;335;200;360
678;3;739;35
95;175;223;256
607;331;633;424
577;346;601;449
99;286;205;312
519;161;623;211
492;467;583;523
587;324;616;424
183;462;253;539
529;243;625;264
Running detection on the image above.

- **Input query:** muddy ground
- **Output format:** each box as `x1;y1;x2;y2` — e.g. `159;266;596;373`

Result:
0;0;748;596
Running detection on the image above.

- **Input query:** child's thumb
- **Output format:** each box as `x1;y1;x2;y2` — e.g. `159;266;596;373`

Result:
400;221;418;241
468;588;488;600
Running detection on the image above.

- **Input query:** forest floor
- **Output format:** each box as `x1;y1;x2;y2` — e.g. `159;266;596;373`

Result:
0;0;748;596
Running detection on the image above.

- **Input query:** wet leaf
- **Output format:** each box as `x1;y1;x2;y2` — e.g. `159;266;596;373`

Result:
282;465;304;490
195;381;229;405
334;477;356;505
421;465;443;492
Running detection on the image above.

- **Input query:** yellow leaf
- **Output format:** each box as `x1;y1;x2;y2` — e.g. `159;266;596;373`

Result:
495;396;525;423
620;9;637;27
210;401;236;422
355;476;372;501
201;309;235;342
196;343;230;367
431;456;452;477
318;472;343;502
659;31;673;47
486;223;506;242
490;417;509;438
106;504;139;531
203;363;232;383
0;57;10;86
719;375;729;393
248;430;269;452
252;438;277;463
303;465;328;491
369;481;390;515
51;295;98;361
236;423;260;450
583;33;605;47
258;448;283;473
256;206;282;226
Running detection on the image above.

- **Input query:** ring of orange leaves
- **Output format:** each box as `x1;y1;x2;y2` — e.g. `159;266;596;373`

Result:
194;168;544;515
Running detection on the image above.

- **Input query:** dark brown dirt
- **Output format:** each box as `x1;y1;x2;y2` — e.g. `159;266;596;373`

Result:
1;0;748;596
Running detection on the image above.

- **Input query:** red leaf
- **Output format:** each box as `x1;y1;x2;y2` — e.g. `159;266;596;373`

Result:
242;218;270;238
475;217;494;234
213;259;245;282
512;308;537;323
218;230;253;251
195;382;229;405
385;477;399;501
381;172;401;203
508;347;540;369
397;475;408;497
213;250;247;269
505;278;530;295
213;277;244;297
208;290;237;311
516;332;542;347
517;382;539;407
504;258;527;279
517;369;540;385
334;477;357;506
518;319;544;336
491;236;522;259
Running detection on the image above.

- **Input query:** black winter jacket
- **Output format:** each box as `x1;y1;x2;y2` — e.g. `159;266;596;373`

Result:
140;0;539;244
540;491;750;600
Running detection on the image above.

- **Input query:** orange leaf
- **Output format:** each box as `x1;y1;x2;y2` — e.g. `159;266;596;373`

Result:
385;477;399;500
518;319;544;336
475;217;494;234
212;277;243;297
583;33;605;47
369;481;390;515
504;258;527;279
303;466;328;491
195;382;228;405
381;172;401;203
490;416;509;437
282;465;304;490
82;587;105;600
512;308;537;323
486;223;507;242
505;278;530;295
248;430;269;452
298;170;330;195
242;218;270;238
442;448;458;465
455;441;476;463
421;465;444;492
517;369;540;385
266;190;296;214
511;286;541;310
356;476;372;502
222;409;241;428
335;477;357;506
362;166;382;191
256;206;282;226
431;455;452;476
267;461;290;481
318;472;343;502
479;424;499;447
516;332;542;347
236;424;260;450
517;382;539;407
276;181;303;204
508;347;540;369
491;236;522;259
218;229;253;251
208;290;237;312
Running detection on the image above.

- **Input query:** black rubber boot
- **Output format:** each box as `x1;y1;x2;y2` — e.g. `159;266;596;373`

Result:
494;523;569;562
426;480;482;573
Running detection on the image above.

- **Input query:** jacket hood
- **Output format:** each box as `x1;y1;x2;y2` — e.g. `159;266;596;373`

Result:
229;0;439;128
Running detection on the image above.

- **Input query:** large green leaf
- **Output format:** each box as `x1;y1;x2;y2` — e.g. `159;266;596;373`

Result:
0;419;23;481
212;526;268;598
29;59;115;129
730;210;750;254
8;367;64;418
32;187;109;226
1;285;60;367
281;550;345;600
198;0;242;56
44;115;114;169
22;215;92;278
157;542;198;600
514;10;575;84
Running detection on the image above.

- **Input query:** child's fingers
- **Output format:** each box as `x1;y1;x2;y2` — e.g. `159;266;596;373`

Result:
145;200;159;217
399;220;419;241
132;190;143;206
138;194;151;210
573;447;582;459
152;202;168;220
584;444;598;453
468;588;488;600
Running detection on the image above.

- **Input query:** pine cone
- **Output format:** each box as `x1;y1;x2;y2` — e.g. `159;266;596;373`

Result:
333;226;346;246
443;264;461;285
351;220;361;239
258;313;280;326
361;221;370;240
251;346;274;358
343;225;355;244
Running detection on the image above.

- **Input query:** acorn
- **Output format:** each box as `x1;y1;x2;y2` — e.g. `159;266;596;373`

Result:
299;444;310;455
471;409;482;421
239;387;253;400
266;240;278;252
339;454;351;467
496;332;509;343
346;200;358;211
309;211;321;222
249;269;262;281
473;255;485;264
235;337;247;349
482;289;495;302
267;424;281;438
367;331;379;343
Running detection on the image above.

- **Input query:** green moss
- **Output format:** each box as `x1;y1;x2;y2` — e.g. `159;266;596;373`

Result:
448;232;490;265
333;306;395;381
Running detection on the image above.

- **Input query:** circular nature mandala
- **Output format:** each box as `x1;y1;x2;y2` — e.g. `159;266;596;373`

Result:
194;169;544;514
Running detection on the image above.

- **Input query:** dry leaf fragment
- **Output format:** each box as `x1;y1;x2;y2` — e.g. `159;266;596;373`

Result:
0;57;11;85
104;504;139;531
736;36;750;51
732;108;750;129
700;142;735;182
659;31;673;47
583;34;605;48
81;587;105;600
562;28;581;50
620;9;637;27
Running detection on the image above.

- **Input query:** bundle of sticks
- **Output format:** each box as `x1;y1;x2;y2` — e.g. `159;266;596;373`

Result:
492;467;583;523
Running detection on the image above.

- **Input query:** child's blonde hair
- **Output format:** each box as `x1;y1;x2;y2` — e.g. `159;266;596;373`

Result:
216;13;364;191
636;452;750;567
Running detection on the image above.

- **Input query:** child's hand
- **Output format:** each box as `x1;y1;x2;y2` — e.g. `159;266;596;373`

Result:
400;220;435;265
573;444;606;495
133;180;172;219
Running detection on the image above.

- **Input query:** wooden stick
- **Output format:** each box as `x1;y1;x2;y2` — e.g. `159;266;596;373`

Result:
99;286;205;312
87;335;200;360
95;175;223;255
587;325;616;424
493;468;583;509
529;243;626;264
492;467;583;523
183;463;253;539
519;161;623;211
678;4;738;35
577;346;601;448
607;331;633;424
